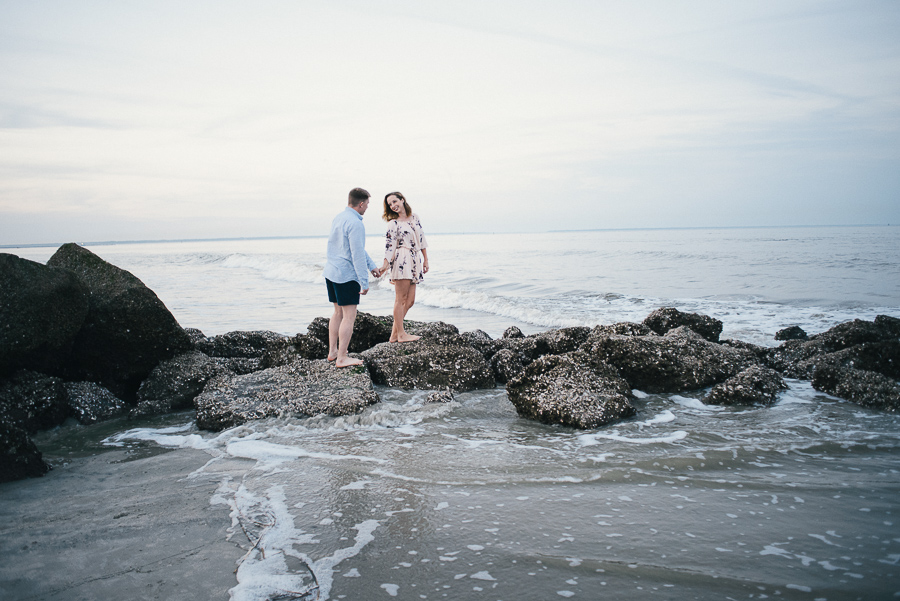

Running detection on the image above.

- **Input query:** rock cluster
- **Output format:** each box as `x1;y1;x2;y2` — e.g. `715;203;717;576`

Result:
3;243;899;483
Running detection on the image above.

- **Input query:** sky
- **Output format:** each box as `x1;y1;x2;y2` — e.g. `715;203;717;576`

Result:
1;0;898;245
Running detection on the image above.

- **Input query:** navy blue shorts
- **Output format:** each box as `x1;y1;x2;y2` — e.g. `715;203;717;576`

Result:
326;278;361;306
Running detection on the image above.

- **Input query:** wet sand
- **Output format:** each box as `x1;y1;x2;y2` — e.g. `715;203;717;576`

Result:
0;444;242;601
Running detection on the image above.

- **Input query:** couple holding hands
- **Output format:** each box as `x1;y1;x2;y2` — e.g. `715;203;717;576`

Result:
323;187;429;367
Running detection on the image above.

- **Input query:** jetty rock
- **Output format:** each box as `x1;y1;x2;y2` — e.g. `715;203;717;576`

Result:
0;253;89;377
132;350;226;417
643;307;723;343
813;365;900;412
587;326;757;393
361;322;494;391
0;421;48;483
506;353;635;429
194;358;378;431
260;334;328;368
47;243;193;398
307;311;393;353
775;325;808;341
703;365;788;407
65;381;127;424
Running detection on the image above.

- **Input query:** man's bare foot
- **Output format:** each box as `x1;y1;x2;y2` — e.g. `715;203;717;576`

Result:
335;356;364;368
397;333;421;343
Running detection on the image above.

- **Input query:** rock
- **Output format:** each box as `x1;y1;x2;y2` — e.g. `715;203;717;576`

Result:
0;421;49;483
588;322;654;339
719;339;770;363
406;321;464;344
184;327;207;346
763;339;825;377
506;354;635;429
361;339;495;392
874;314;900;338
260;334;329;369
425;389;455;404
587;327;756;393
775;326;808;341
643;307;723;343
0;253;89;377
812;365;900;412
810;318;897;352
64;382;126;424
46;243;193;398
0;370;68;433
460;329;495;359
211;357;261;375
306;312;393;353
792;340;900;381
132;351;224;417
194;359;379;431
703;365;788;406
491;348;526;384
502;326;524;339
195;330;287;358
532;327;591;356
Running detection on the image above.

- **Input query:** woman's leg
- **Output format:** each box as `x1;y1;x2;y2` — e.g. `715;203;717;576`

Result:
391;280;420;342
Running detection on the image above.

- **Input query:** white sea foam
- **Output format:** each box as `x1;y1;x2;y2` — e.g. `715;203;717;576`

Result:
221;253;325;284
224;439;386;469
578;430;688;447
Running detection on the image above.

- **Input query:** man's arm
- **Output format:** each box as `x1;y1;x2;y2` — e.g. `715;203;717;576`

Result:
347;221;371;290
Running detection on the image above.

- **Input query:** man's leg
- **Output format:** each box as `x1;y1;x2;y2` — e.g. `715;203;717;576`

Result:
328;302;342;361
335;304;363;367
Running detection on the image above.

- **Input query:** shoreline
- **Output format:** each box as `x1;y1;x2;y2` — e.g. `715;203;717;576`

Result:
0;437;243;601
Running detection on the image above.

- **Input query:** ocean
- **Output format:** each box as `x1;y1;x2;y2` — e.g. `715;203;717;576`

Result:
7;225;900;600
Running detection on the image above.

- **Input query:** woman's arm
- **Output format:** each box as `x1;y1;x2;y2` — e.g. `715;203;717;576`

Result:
421;248;429;273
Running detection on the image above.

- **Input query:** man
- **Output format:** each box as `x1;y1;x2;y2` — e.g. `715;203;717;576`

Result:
323;187;382;367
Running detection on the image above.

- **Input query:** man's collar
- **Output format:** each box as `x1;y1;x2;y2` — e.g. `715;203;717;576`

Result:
345;206;363;220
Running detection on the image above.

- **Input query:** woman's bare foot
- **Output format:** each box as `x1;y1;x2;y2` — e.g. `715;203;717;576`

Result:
335;356;364;368
327;353;338;362
397;333;421;343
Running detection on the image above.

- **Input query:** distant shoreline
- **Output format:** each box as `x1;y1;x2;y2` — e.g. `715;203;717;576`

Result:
1;223;894;250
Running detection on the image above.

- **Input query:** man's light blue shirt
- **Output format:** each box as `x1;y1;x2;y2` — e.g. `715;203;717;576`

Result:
323;207;377;289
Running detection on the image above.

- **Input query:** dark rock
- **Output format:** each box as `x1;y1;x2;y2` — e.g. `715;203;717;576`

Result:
46;243;193;398
506;354;635;429
703;365;788;406
588;322;654;339
306;312;393;353
184;327;207;347
874;314;900;338
587;327;756;393
195;330;287;359
0;253;89;377
132;351;224;417
491;348;526;384
793;340;900;381
532;327;591;356
260;334;329;369
775;326;808;341
0;421;49;483
0;370;68;434
64;382;126;424
502;326;524;339
763;339;826;377
460;330;495;359
810;318;897;353
212;357;261;375
720;339;771;362
194;359;379;431
812;365;900;412
643;307;723;343
361;339;494;392
406;321;464;345
425;389;455;404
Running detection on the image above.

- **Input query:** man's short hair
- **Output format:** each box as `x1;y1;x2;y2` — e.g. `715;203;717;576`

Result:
348;187;371;207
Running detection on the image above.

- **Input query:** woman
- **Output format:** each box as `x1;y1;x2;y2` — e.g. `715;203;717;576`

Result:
380;191;429;343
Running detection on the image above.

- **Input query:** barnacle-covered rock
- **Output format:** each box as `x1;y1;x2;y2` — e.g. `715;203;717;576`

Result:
425;389;455;404
775;326;808;341
194;358;378;431
506;354;635;429
65;381;126;424
643;307;723;342
306;312;393;353
194;330;287;359
703;365;787;406
491;348;526;384
132;351;225;417
361;339;494;392
587;327;756;393
812;365;900;412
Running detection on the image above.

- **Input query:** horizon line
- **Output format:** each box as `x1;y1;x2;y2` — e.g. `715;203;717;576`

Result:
1;223;893;250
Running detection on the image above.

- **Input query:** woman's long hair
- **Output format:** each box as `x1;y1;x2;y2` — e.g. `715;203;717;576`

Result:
383;191;413;221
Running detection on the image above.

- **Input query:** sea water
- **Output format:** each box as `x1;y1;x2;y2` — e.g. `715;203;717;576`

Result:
8;226;900;599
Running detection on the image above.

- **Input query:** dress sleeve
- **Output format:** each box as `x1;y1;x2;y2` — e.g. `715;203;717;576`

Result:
384;220;398;261
415;215;428;249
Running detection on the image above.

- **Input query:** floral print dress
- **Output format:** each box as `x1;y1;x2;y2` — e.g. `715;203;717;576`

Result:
384;214;428;284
